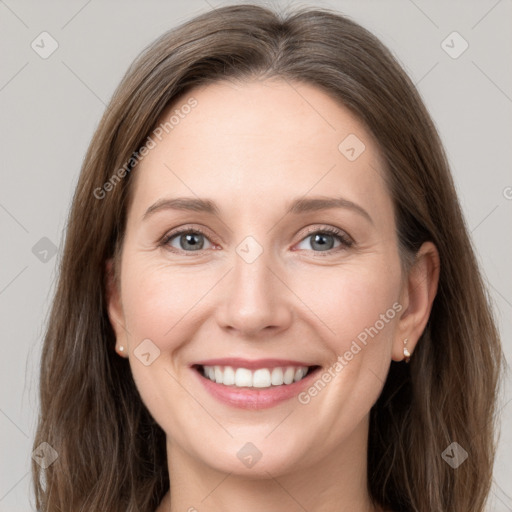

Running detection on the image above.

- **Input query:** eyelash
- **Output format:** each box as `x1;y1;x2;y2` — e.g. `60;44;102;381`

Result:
160;225;354;256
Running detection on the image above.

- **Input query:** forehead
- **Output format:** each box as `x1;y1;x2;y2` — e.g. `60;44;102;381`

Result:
128;79;390;219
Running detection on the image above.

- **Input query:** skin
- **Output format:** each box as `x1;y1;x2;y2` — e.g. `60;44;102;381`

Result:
106;79;439;512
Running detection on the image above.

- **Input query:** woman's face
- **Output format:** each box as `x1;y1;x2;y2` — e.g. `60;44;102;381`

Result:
108;79;411;477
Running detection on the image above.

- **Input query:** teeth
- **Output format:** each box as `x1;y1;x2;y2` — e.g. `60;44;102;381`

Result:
271;367;284;385
253;369;271;388
235;368;252;387
283;367;295;384
201;365;310;388
223;366;235;385
294;367;307;382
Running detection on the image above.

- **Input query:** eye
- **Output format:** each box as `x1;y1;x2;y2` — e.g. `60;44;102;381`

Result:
162;228;213;252
295;227;353;253
160;225;353;254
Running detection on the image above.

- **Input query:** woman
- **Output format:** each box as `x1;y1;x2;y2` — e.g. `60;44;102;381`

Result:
32;4;503;512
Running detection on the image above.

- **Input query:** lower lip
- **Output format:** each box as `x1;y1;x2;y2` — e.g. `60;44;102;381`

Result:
193;367;320;410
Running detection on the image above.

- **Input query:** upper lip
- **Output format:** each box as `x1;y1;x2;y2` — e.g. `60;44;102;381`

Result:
192;358;316;369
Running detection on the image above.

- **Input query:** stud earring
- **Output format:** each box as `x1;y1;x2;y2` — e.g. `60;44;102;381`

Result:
118;345;125;354
403;339;411;363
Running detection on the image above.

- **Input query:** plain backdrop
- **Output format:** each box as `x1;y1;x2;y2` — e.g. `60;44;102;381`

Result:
0;1;511;510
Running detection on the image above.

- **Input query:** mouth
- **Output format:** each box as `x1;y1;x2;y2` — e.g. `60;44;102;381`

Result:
190;359;322;409
192;363;320;388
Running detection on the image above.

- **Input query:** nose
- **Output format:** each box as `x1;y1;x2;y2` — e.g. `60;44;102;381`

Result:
215;249;293;338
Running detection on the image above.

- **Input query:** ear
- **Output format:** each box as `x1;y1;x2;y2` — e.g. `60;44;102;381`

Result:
105;258;129;357
392;241;440;361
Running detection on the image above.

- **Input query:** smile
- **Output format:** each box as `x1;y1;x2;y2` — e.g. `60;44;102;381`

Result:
191;358;322;409
198;364;313;388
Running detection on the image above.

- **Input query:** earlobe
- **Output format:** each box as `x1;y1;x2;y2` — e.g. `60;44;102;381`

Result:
105;258;128;357
392;242;440;362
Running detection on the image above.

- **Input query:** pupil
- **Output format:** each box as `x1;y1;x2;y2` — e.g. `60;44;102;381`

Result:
182;233;203;250
313;233;333;251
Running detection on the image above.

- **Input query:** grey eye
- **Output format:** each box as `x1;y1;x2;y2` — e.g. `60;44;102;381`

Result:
296;232;342;252
167;232;212;251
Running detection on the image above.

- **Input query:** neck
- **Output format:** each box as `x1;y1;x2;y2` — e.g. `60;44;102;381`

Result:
159;414;379;512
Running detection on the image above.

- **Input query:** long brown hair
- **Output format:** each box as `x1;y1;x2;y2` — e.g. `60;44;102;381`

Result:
32;4;503;511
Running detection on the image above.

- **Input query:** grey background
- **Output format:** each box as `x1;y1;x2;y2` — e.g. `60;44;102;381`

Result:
0;0;511;510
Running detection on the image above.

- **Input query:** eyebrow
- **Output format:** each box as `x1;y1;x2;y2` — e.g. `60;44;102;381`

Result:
142;195;373;224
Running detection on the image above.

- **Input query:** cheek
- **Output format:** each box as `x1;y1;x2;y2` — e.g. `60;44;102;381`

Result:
291;260;402;355
119;258;208;428
290;263;402;439
120;257;214;349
